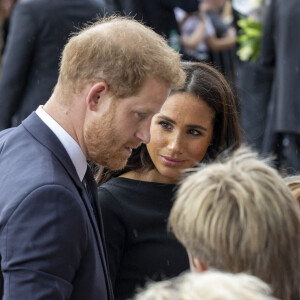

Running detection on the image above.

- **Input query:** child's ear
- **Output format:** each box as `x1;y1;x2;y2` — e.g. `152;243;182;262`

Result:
188;252;208;273
193;257;208;273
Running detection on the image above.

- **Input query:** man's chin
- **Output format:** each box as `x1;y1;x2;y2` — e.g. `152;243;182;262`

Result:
87;148;130;171
102;157;129;171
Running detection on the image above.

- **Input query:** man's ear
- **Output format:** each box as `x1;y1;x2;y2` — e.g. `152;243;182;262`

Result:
86;82;109;112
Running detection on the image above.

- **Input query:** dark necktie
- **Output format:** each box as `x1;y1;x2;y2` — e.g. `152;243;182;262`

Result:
83;164;103;236
83;166;114;299
83;164;98;208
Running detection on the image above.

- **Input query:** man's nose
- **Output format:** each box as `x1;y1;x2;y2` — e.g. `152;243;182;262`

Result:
135;118;152;144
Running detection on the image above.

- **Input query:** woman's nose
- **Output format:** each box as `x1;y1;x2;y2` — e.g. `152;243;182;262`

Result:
167;132;183;154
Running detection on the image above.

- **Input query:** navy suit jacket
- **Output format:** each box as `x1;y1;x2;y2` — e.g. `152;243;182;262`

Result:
0;113;113;300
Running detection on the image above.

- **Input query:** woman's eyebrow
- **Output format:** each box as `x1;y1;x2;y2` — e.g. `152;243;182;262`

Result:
157;115;208;131
157;115;176;125
186;124;207;131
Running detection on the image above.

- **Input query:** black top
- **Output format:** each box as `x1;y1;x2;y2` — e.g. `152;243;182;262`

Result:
96;177;189;300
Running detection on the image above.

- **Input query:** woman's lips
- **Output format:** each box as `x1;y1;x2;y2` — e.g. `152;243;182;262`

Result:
161;155;185;167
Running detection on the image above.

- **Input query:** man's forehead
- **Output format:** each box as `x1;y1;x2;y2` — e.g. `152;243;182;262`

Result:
132;100;165;114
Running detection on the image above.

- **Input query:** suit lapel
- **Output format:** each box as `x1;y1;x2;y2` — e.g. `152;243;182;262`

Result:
22;113;112;297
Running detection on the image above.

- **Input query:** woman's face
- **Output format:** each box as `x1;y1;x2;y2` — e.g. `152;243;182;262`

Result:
147;92;215;184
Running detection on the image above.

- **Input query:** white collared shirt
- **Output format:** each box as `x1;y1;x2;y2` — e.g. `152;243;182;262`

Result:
36;106;87;181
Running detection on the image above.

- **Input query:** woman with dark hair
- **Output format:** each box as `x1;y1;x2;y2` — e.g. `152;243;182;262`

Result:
96;62;241;300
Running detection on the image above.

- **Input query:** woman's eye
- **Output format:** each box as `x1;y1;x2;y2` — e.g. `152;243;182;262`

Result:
159;121;172;130
188;129;202;136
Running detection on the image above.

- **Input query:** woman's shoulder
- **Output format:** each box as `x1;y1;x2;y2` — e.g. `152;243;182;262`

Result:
98;177;132;199
97;177;145;206
98;176;140;192
97;178;132;217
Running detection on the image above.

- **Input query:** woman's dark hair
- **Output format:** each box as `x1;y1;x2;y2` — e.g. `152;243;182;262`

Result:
97;61;241;185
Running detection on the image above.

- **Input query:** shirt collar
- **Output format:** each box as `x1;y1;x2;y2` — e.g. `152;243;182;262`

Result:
36;106;87;181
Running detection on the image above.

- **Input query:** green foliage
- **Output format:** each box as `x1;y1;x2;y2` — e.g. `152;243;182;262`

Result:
237;17;263;62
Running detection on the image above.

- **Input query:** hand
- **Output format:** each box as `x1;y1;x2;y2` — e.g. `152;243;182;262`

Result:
198;10;206;22
198;1;211;13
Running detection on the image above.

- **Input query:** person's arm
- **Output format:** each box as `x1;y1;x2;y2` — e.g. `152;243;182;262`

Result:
96;187;126;287
0;1;37;130
181;12;207;49
205;27;236;51
1;185;87;299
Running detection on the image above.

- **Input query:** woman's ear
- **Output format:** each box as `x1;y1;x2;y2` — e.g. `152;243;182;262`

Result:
86;82;109;112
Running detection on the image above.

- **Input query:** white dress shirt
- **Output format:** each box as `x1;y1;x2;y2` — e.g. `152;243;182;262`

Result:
36;106;87;181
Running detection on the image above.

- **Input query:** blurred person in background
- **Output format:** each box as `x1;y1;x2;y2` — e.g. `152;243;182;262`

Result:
175;0;237;85
202;0;237;85
139;0;199;51
0;0;110;130
106;0;199;51
174;6;215;63
257;0;300;174
202;0;236;54
233;0;271;151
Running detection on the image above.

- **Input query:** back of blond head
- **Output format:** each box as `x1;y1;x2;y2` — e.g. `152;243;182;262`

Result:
134;271;278;300
58;16;185;98
169;146;300;300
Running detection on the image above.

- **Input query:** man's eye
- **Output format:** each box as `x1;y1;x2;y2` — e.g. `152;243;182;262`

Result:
159;121;172;130
136;112;146;120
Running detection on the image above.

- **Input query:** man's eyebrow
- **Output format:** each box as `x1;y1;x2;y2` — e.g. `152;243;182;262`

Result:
134;109;154;115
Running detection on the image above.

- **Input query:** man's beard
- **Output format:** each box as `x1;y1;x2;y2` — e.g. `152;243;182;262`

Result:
84;117;128;170
83;108;141;170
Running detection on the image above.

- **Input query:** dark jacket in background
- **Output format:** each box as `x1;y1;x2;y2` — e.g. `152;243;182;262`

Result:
207;11;237;86
244;0;300;172
259;0;300;135
140;0;199;39
0;0;110;130
108;0;143;20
